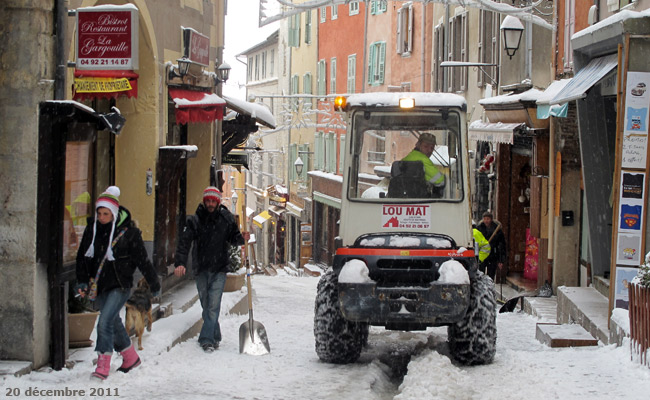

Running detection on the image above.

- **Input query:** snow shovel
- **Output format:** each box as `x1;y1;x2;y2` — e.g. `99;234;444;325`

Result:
238;202;271;355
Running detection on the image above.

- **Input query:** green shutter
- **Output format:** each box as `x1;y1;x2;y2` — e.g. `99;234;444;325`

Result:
378;42;386;84
368;44;376;85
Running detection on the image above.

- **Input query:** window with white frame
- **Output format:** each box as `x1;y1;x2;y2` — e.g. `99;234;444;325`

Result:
317;59;326;96
370;0;387;15
291;74;299;110
320;6;326;23
478;10;498;87
347;55;356;94
564;0;575;71
289;14;300;47
304;72;313;109
331;4;338;20
448;10;468;92
396;3;413;56
270;49;275;76
255;54;260;81
368;41;386;86
367;130;385;164
305;11;312;44
338;134;346;174
247;57;253;81
315;131;324;170
261;51;267;79
330;58;337;94
433;23;445;92
326;132;336;173
349;1;359;16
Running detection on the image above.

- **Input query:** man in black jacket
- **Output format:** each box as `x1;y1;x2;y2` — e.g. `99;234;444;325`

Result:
174;186;248;352
476;211;506;281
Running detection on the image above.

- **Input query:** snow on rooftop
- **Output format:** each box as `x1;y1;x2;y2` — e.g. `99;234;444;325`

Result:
307;170;343;182
223;95;276;128
479;88;544;105
346;92;467;109
536;79;572;105
573;8;650;41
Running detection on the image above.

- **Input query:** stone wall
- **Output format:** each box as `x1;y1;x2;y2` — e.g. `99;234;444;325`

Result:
0;1;55;367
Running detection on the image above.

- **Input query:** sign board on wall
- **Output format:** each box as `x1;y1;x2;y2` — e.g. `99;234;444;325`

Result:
622;72;650;169
183;28;210;67
76;5;139;70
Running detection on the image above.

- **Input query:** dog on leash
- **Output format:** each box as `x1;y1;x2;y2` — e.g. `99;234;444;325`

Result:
125;278;153;350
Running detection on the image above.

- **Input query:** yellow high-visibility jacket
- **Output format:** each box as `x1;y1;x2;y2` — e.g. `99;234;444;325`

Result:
473;228;491;262
402;149;445;187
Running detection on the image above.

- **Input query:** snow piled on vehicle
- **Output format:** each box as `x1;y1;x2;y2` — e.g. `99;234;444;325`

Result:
438;259;470;284
339;259;373;283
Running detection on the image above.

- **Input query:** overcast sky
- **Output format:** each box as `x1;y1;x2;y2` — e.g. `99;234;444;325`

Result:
222;0;279;100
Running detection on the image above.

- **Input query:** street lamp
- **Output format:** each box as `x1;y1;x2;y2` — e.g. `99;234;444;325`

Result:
168;57;191;80
231;190;239;213
214;61;232;85
500;16;524;59
294;156;304;177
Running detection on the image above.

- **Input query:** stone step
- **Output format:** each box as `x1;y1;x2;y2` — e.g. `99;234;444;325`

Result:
536;322;598;347
557;286;610;344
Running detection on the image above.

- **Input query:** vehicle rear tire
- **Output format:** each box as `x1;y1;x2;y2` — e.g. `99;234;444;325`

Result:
448;271;497;365
314;269;366;363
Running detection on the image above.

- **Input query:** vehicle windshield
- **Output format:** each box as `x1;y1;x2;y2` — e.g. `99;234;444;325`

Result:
347;109;463;202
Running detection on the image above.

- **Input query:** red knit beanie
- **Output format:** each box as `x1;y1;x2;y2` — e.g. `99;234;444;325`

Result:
203;186;222;204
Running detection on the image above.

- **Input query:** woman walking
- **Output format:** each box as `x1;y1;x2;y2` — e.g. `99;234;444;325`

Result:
74;186;160;380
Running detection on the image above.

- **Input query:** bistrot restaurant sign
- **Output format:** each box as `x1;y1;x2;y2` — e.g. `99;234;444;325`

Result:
75;4;139;70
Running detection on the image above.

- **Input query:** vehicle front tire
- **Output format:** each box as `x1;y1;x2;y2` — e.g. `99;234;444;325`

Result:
314;269;366;364
448;271;497;365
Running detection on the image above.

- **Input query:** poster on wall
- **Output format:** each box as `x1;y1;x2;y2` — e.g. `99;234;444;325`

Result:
614;266;640;309
622;133;648;169
616;233;642;265
622;72;650;169
618;171;645;233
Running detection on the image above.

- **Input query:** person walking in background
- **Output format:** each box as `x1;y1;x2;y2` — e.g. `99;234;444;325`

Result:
174;186;248;353
75;186;160;380
476;211;506;281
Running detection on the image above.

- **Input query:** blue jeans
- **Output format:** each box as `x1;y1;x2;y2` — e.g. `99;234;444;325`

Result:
195;270;227;345
94;288;132;354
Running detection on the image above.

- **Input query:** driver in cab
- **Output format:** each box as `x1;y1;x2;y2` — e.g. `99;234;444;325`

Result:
402;132;445;193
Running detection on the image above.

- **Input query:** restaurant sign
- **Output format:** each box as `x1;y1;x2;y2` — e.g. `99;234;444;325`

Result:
183;28;210;67
76;5;139;70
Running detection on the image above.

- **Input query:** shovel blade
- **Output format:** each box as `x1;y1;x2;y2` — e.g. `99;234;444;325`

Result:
499;296;523;313
239;320;271;355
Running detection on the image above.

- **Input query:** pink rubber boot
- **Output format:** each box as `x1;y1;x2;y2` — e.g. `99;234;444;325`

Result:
91;353;111;380
117;344;141;373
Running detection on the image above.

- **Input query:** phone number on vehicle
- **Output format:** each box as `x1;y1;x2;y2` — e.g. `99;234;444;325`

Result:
5;387;120;397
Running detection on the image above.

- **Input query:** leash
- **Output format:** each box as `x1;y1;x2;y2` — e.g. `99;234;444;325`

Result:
88;228;128;301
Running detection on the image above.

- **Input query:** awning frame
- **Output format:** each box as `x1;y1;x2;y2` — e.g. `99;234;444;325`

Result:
549;54;618;105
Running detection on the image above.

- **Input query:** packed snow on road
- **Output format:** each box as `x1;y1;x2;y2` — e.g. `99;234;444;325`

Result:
2;271;650;400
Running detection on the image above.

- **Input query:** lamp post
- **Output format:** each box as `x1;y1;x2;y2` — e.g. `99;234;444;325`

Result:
231;190;238;214
500;16;524;59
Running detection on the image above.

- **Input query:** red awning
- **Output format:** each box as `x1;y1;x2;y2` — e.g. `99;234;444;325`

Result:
168;88;226;125
72;70;139;101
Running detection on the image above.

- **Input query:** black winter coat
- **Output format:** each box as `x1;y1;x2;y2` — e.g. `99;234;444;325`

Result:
76;206;160;295
174;203;245;274
477;221;507;264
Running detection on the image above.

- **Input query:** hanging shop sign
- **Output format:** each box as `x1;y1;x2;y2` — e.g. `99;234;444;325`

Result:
183;27;210;67
76;4;139;70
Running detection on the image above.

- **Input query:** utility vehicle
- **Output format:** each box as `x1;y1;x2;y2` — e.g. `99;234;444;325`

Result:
313;92;496;366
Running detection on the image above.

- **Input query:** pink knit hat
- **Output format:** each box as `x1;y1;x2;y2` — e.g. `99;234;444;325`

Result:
84;186;121;261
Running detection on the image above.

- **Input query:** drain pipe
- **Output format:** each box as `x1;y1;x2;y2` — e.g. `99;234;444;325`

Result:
54;0;67;100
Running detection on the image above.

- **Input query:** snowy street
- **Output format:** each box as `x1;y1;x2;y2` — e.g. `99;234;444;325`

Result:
2;272;650;399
